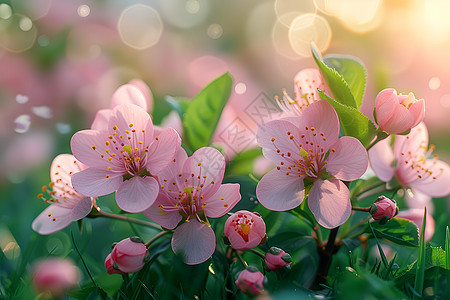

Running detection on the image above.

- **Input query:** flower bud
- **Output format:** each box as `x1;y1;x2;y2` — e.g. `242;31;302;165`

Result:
369;196;398;224
374;88;424;134
104;237;148;274
265;247;292;271
32;258;81;298
224;210;266;250
235;267;265;296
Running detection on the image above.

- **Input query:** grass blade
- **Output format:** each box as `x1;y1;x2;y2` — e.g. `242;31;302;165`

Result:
413;207;427;300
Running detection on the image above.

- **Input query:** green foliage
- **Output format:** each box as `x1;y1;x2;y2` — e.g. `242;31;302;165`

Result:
323;55;367;109
174;73;233;151
368;217;420;247
319;91;377;147
311;43;358;108
225;147;262;177
413;208;426;299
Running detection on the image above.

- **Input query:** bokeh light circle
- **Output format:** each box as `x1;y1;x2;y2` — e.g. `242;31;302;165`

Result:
118;4;163;50
288;13;331;57
275;0;317;27
0;13;37;53
160;0;210;29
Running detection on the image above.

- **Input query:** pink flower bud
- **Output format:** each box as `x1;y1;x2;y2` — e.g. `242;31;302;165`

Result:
32;258;81;298
235;267;265;296
104;237;148;274
265;247;292;271
375;88;425;134
370;196;399;224
224;210;266;250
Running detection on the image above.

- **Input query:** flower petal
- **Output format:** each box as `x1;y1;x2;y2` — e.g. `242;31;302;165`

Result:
256;168;304;211
70;197;94;220
90;109;112;131
409;160;450;197
380;104;414;134
50;154;87;189
308;179;351;229
71;168;123;197
110;84;148;111
393;122;428;158
375;89;397;129
32;205;73;235
183;147;225;198
71;130;116;169
204;184;241;218
146;128;181;175
172;219;215;265
116;176;159;213
108;104;152;138
326;136;368;181
368;137;395;182
155;148;188;185
408;99;425;128
129;79;153;112
143;193;182;229
297;100;339;146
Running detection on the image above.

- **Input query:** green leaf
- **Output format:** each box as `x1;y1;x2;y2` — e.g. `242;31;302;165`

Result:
311;43;357;108
323;55;367;109
446;226;450;269
225;147;262;176
319;91;377;147
165;96;190;119
367;217;419;247
183;72;233;151
414;207;426;299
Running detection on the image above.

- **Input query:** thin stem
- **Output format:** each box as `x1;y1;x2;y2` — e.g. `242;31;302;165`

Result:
95;204;162;230
313;226;340;288
340;216;371;240
353;180;386;198
352;206;371;212
145;230;170;248
247;248;265;259
235;251;248;268
355;186;387;201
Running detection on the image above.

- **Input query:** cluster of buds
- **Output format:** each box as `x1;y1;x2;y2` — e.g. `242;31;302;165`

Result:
369;196;399;225
105;237;148;274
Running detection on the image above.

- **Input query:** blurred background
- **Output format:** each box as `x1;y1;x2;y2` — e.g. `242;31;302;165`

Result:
1;0;450;296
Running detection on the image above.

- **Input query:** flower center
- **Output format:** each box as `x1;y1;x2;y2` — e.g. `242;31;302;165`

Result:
231;213;254;242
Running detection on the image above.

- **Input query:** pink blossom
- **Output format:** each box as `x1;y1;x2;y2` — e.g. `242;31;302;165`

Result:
397;208;435;242
105;237;148;274
275;68;326;115
369;196;398;224
235;267;265;296
224;211;266;250
71;104;181;213
143;147;241;265
32;258;80;297
91;81;153;131
32;154;93;235
368;122;450;197
374;88;424;134
256;101;368;228
265;247;292;271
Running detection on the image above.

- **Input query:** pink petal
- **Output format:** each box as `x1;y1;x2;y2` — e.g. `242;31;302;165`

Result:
380;104;413;134
404;189;432;212
368;138;395;182
71;130;115;168
143;193;182;229
32;205;73;235
297;101;339;146
409;160;450;197
50;154;87;188
375;89;397;127
308;179;351;229
146;128;181;175
70;196;94;220
90;109;112;131
155;148;188;185
182;147;225;199
129;79;153;113
71;168;123;197
108;104;152;137
326;136;368;181
116;176;159;213
204;184;241;218
110;84;148;112
256;119;301;165
408;99;425;128
293;68;325;102
394;122;428;158
172;219;216;265
256;168;304;211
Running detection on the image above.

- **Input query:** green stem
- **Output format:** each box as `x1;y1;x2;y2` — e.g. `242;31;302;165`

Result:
355;186;387;201
353;180;386;198
235;251;248;268
352;206;371;212
95;205;162;230
247;248;265;259
366;130;389;151
145;230;170;248
340;217;371;239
